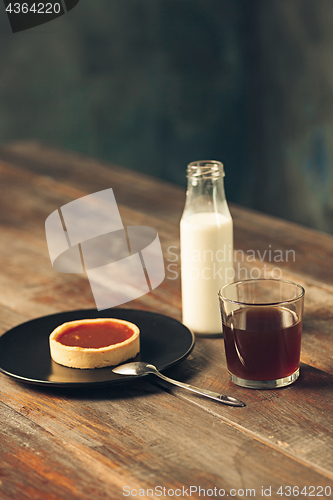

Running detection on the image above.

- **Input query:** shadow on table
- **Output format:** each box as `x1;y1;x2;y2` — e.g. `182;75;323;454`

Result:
296;363;333;390
14;344;214;402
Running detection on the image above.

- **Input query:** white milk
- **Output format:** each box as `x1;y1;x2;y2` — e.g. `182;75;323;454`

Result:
180;212;234;335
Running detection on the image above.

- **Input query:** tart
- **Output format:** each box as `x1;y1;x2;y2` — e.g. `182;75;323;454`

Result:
49;318;140;369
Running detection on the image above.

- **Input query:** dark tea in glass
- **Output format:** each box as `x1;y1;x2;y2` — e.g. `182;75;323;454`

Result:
219;279;305;389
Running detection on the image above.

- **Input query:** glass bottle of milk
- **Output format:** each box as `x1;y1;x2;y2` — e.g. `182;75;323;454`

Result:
180;160;234;336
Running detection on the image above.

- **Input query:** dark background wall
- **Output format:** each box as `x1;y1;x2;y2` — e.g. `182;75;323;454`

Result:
1;0;333;233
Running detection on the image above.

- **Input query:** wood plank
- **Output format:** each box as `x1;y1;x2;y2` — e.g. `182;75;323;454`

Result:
1;140;333;279
1;374;332;498
1;140;333;288
1;301;333;482
0;158;180;319
0;141;186;224
0;400;147;500
231;204;333;286
159;338;333;478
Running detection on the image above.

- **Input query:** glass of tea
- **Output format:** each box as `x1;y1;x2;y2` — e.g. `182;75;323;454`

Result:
218;279;305;389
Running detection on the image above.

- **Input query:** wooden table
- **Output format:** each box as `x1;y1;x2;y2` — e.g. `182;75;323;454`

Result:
0;141;332;500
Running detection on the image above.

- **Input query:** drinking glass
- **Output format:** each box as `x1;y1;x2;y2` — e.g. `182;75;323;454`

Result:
218;279;305;389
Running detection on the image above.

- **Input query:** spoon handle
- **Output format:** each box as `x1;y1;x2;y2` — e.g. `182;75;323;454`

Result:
153;370;245;407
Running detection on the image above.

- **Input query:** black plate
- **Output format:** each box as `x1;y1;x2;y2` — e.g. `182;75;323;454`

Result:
0;309;194;387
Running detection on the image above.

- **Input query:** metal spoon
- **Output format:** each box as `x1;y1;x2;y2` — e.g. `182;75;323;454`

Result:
112;362;246;407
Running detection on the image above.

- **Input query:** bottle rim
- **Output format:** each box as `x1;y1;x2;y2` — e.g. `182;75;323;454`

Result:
187;160;225;178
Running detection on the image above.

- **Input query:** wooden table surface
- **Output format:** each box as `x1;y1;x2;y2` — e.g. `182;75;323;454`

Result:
0;141;333;500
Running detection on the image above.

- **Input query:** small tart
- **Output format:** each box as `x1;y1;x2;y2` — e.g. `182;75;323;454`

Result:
49;318;140;369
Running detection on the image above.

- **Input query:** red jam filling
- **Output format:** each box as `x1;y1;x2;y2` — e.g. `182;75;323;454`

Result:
58;321;134;349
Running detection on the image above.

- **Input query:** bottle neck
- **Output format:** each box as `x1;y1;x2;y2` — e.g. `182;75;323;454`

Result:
183;161;230;218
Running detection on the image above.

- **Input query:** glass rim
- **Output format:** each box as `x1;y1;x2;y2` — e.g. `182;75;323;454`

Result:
218;278;305;306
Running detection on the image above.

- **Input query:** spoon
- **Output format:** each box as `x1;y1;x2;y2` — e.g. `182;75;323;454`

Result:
112;362;246;407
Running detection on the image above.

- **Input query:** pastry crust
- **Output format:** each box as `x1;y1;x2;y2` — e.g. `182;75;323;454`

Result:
49;318;140;369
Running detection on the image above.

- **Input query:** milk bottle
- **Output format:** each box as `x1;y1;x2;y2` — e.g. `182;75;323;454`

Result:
180;161;234;335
